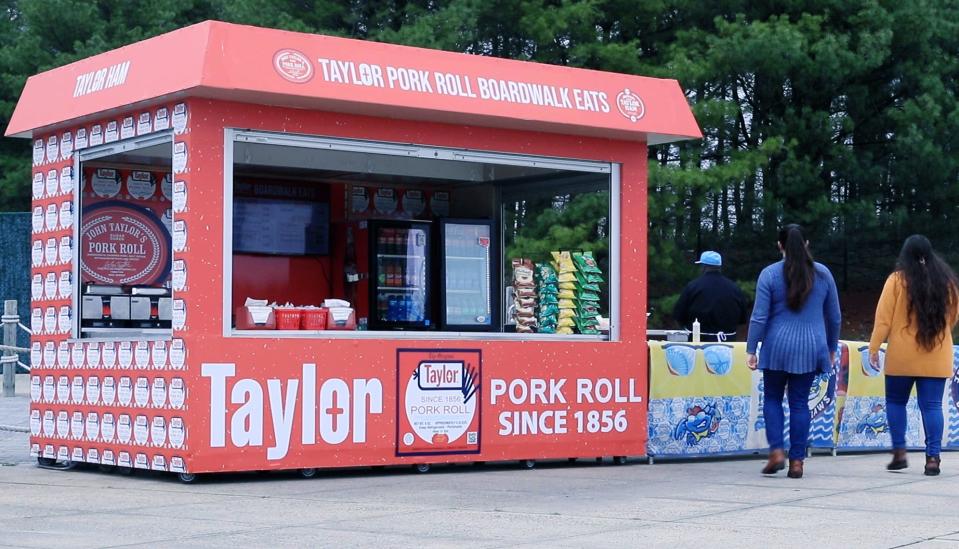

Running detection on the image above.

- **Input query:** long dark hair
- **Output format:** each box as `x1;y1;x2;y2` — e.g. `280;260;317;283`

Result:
779;224;814;311
896;235;959;351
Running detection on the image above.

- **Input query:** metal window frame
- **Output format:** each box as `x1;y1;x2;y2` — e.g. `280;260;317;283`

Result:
72;131;174;341
223;128;621;342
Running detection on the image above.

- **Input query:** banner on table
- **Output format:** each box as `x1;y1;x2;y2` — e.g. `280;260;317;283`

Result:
649;340;959;457
948;349;959;448
835;341;925;450
647;341;751;456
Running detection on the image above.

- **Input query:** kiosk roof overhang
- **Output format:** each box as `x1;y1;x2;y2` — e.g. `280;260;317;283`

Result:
6;20;701;144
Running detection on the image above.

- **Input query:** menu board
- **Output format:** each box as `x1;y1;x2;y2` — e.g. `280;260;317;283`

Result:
233;198;329;255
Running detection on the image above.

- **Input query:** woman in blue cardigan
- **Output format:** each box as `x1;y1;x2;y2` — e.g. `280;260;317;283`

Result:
746;224;841;478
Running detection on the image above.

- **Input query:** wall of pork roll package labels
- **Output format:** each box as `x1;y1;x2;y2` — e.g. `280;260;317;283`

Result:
24;100;193;474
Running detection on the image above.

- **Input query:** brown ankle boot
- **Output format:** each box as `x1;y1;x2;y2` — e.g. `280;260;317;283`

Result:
887;448;908;471
762;448;786;475
924;455;941;476
787;459;804;478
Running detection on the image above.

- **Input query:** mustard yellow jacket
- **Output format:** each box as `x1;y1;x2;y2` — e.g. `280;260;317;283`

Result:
868;272;957;378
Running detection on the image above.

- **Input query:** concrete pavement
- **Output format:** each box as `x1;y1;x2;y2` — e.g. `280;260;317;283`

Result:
1;379;958;548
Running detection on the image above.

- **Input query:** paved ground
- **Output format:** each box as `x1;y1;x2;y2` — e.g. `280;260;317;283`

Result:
2;377;959;548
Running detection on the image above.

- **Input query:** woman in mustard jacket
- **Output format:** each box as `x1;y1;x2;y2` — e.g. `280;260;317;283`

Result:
869;235;959;475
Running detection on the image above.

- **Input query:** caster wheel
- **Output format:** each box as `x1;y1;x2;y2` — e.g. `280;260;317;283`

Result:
178;472;198;484
613;456;627;465
415;463;431;474
298;468;317;479
37;457;56;467
521;460;536;469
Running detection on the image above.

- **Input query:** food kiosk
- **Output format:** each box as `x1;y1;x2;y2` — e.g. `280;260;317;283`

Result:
6;21;700;481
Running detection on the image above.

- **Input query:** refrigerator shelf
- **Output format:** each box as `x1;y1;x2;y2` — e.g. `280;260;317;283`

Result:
377;286;423;291
446;289;483;294
378;254;425;259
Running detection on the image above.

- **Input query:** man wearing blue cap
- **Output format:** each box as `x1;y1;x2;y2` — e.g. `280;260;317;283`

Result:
673;251;749;341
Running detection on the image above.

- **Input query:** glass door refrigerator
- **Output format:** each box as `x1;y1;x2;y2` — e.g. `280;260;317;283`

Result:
439;219;494;331
367;220;431;330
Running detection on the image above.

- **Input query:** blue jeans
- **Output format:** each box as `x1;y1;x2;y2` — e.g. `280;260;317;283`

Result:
885;375;946;457
763;370;816;460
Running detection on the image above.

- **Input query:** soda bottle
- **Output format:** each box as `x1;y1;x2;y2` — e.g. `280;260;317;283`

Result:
377;230;387;256
380;229;390;254
377;294;388;320
386;229;395;255
387;295;397;322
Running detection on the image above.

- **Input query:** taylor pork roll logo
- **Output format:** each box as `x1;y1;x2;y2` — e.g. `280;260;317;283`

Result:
80;201;171;285
274;49;314;83
616;88;645;122
397;350;482;456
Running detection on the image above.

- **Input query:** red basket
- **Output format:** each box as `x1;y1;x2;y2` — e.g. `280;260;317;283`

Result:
274;308;302;330
300;308;328;330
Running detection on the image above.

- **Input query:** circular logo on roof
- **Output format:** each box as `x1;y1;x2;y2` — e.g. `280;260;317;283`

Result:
274;49;313;83
616;88;645;122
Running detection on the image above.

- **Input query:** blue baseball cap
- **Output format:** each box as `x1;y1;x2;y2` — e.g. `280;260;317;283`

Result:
695;251;722;266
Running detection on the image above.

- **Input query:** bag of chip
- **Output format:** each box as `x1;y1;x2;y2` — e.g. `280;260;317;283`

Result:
539;303;559;317
579;305;600;318
535;263;558;284
558;289;576;300
551;251;577;274
557;326;574;334
539;282;559;292
559;281;577;291
558;317;575;328
558;298;577;309
586;272;605;284
512;258;535;287
572;251;602;274
516;287;536;298
578;291;601;302
539;293;558;305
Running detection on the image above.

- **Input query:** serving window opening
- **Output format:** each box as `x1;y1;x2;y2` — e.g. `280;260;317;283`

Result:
226;130;615;339
74;133;174;339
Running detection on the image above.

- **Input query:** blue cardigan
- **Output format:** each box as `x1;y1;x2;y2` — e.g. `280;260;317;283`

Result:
746;261;841;374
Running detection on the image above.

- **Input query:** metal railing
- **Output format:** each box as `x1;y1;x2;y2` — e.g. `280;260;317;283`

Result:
2;300;31;397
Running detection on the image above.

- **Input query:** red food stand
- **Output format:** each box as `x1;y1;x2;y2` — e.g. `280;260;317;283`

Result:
6;21;700;481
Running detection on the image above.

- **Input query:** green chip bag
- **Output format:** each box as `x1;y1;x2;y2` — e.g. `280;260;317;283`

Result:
573;251;602;274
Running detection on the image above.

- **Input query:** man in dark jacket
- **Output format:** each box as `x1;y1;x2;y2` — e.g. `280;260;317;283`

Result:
673;251;749;341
